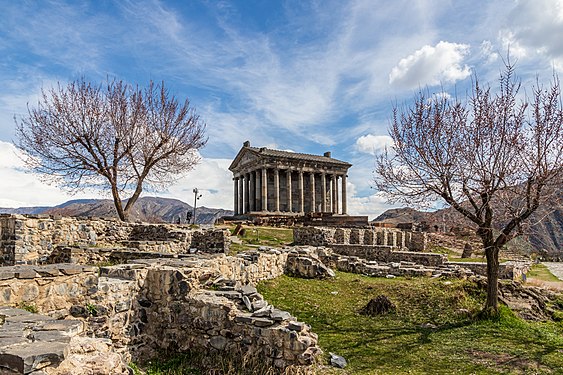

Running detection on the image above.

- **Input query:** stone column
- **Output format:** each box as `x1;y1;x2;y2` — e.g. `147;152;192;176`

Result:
299;171;304;213
244;172;250;213
255;170;261;211
238;176;244;214
274;168;280;212
261;168;268;211
342;173;347;215
321;173;327;212
309;172;316;212
233;177;239;215
249;171;255;212
286;170;292;212
328;175;333;212
335;175;339;214
332;174;337;214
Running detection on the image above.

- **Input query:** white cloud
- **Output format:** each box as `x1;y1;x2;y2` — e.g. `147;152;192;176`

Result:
0;141;96;207
346;179;398;220
498;30;527;60
389;41;471;88
155;156;234;210
355;134;393;155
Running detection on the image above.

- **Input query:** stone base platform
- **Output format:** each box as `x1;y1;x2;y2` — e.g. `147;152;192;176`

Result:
226;212;369;227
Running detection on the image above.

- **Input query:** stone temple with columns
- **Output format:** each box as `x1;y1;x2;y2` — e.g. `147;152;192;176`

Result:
229;141;352;217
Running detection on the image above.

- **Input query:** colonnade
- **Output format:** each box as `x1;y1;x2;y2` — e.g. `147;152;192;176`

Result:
233;167;347;216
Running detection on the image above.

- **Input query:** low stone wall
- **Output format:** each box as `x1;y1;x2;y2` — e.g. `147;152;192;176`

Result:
134;268;319;368
329;244;446;267
0;264;99;315
2;244;536;373
293;226;427;251
447;261;532;281
0;215;230;266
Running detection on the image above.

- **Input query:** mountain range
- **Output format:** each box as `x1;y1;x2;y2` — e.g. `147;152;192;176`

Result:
0;197;233;225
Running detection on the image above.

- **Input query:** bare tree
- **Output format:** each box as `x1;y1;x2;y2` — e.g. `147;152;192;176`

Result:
16;78;207;221
375;63;563;314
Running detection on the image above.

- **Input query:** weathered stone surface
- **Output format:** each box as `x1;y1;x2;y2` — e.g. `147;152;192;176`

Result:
44;337;129;375
0;308;84;374
0;341;68;374
0;215;230;266
329;352;347;368
294;226;426;252
285;251;335;279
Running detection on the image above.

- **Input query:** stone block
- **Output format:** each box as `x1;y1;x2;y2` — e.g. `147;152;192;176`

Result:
0;270;15;280
0;341;68;374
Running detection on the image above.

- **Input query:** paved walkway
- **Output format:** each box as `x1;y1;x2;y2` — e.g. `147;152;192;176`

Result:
543;262;563;281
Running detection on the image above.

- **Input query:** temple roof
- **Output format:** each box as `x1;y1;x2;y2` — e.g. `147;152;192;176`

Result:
229;141;352;172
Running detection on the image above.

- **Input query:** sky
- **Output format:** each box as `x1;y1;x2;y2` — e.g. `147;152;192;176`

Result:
1;0;562;218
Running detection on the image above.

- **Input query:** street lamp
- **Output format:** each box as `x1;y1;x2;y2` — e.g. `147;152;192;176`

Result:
192;188;202;224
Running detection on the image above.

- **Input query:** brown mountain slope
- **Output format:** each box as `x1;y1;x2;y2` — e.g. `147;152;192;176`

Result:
5;197;233;224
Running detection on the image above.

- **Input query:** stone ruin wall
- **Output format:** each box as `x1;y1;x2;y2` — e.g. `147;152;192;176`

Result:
328;244;447;267
0;244;534;373
0;214;230;266
0;217;532;374
0;249;321;373
293;226;427;251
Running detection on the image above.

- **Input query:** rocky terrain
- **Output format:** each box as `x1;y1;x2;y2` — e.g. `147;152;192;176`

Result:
0;197;233;225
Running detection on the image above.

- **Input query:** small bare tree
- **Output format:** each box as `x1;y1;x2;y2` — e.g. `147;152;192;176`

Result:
375;63;563;314
16;78;207;221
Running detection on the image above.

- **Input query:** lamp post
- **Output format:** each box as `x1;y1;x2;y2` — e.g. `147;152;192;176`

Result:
192;188;202;224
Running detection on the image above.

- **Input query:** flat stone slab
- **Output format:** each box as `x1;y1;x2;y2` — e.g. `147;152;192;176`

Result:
0;308;83;374
0;341;68;374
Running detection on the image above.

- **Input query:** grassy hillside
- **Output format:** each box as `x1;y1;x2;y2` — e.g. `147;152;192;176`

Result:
259;272;563;374
133;271;563;374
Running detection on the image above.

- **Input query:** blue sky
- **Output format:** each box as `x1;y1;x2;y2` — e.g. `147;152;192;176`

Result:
1;0;562;217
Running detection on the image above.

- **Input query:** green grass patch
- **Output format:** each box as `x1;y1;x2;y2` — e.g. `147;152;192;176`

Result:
527;264;561;283
16;301;38;313
427;245;458;256
258;272;563;374
228;225;293;254
448;256;487;262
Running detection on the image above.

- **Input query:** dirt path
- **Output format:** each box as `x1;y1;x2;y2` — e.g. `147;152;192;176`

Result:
543;262;563;281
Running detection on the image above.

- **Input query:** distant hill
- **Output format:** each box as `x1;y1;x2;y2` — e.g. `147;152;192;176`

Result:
372;207;432;224
0;206;51;215
0;197;233;224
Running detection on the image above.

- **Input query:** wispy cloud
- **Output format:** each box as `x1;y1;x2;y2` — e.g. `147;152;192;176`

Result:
2;0;563;216
497;0;563;70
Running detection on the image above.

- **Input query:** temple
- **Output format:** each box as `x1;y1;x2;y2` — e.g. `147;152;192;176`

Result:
229;141;352;216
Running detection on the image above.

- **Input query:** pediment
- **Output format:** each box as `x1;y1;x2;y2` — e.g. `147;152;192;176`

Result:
229;148;261;172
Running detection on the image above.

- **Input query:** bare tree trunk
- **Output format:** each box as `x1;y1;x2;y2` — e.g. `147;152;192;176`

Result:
484;243;500;315
122;177;145;222
110;184;127;221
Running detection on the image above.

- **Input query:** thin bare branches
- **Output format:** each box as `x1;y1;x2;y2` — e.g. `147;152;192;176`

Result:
374;62;563;312
15;78;207;221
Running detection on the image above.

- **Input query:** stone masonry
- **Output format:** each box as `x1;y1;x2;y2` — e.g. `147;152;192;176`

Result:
0;214;230;266
229;141;352;215
293;226;427;251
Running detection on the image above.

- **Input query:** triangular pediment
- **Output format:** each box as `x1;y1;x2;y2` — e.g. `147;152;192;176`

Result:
228;147;261;171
